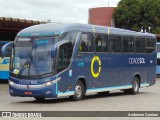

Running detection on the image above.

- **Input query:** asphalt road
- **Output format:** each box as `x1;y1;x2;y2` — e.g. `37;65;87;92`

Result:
0;79;160;119
0;79;160;111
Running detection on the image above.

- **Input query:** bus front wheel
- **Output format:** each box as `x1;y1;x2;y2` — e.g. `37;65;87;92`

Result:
124;77;140;94
72;81;85;101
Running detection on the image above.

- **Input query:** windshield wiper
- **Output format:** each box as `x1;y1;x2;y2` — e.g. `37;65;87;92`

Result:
28;57;41;77
17;52;41;77
17;58;30;77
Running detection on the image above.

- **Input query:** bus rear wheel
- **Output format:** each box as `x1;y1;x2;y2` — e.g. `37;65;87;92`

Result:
34;97;45;102
124;77;140;94
72;81;85;101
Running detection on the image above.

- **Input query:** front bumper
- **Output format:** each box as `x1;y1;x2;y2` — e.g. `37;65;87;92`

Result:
8;76;60;98
9;83;58;98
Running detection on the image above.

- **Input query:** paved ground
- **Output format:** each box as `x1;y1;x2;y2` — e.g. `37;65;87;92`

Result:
0;78;160;119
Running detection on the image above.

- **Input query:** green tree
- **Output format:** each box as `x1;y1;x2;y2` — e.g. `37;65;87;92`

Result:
114;0;160;34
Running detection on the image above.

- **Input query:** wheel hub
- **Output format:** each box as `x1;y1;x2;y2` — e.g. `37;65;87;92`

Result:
133;80;138;92
75;85;82;98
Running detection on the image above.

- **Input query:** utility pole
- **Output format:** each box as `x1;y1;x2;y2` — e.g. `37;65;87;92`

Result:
108;0;109;7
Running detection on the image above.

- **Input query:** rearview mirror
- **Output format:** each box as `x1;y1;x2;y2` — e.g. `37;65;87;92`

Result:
1;42;13;58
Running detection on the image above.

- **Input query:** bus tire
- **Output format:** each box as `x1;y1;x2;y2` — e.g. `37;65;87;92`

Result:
34;97;45;102
72;81;85;101
124;77;140;94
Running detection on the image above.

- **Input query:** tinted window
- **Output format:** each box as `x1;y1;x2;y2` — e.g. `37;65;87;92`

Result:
157;59;160;65
79;33;94;52
123;37;134;53
109;35;122;53
157;44;160;52
146;38;155;47
102;35;109;52
146;38;156;53
57;42;73;72
135;37;146;53
95;34;108;52
61;32;78;45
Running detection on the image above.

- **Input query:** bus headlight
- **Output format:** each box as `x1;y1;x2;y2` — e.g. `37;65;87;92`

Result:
43;77;61;87
43;81;52;86
9;80;15;86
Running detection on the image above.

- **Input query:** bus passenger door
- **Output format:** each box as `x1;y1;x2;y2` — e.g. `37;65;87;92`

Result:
56;41;73;92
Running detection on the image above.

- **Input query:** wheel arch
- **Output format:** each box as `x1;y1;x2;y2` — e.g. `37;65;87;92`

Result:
76;76;87;93
134;73;141;86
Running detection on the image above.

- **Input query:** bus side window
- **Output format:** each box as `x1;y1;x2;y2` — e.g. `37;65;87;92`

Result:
116;36;122;53
146;38;156;53
95;34;108;52
123;37;134;53
79;33;94;52
141;39;146;53
57;42;73;72
102;35;108;52
109;35;122;53
135;37;146;53
95;35;102;52
109;36;116;53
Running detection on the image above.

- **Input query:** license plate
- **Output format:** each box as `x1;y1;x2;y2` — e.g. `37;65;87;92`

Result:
24;91;32;95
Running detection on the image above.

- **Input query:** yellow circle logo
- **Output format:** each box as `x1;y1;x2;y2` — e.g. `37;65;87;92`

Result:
91;56;101;78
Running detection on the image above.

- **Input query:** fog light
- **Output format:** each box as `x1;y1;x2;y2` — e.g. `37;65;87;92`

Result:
10;89;13;93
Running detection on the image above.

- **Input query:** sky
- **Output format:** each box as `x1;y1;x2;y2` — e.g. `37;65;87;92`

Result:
0;0;120;23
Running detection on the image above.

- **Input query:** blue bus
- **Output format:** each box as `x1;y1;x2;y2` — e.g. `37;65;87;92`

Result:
156;40;160;75
0;41;11;80
1;23;156;101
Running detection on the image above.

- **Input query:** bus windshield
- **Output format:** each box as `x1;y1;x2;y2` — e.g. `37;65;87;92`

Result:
11;36;59;76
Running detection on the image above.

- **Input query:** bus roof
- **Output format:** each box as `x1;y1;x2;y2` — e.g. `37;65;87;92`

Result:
17;23;156;38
